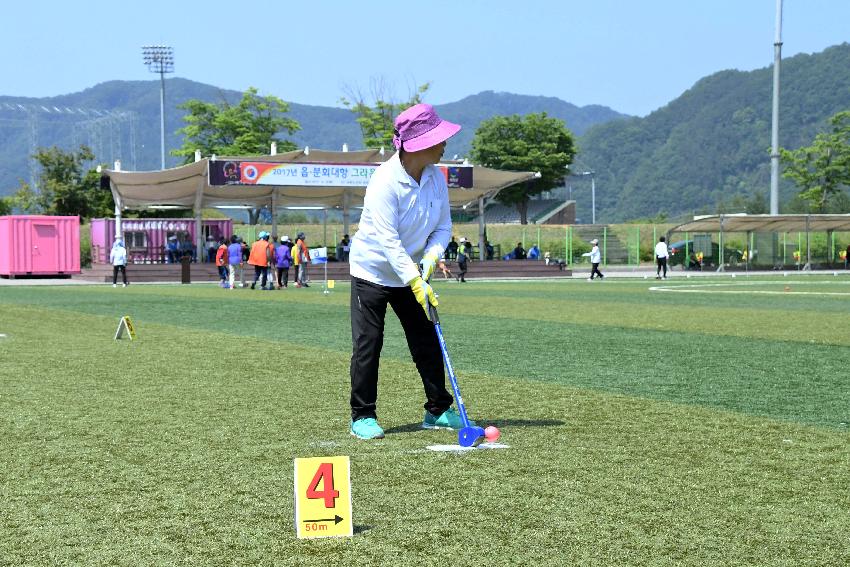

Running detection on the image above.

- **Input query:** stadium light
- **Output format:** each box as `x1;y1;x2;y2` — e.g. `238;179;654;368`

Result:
567;167;596;224
142;45;174;170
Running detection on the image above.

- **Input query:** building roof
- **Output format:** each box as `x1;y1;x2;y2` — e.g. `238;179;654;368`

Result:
102;149;538;211
670;214;850;233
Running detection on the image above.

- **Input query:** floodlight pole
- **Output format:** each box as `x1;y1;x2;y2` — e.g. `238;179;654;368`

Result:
565;167;596;224
142;45;174;170
769;0;783;214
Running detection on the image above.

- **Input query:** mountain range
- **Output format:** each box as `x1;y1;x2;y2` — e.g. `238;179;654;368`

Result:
578;42;850;221
0;83;626;196
2;42;849;222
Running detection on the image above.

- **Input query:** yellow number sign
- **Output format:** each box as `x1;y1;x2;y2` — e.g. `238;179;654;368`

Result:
294;456;352;539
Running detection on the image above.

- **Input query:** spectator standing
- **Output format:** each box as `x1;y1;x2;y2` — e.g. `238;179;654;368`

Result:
446;237;459;261
207;237;217;263
582;238;604;281
338;234;351;262
166;236;178;264
655;236;670;279
109;238;129;287
226;235;243;290
484;240;494;260
293;232;311;287
275;235;293;288
248;231;273;290
215;238;229;287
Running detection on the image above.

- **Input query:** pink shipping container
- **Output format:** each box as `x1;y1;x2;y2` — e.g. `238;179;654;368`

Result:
0;215;81;278
90;218;233;264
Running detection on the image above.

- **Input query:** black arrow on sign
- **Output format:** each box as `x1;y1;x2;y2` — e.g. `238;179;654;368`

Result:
303;515;343;525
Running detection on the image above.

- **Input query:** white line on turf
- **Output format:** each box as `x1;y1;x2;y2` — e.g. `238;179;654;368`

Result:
426;443;510;452
649;280;850;296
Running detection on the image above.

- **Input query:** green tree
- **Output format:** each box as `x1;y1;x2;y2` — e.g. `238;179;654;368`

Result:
173;87;301;223
341;82;430;149
10;145;110;219
0;197;12;216
173;87;300;161
780;111;850;212
471;113;576;224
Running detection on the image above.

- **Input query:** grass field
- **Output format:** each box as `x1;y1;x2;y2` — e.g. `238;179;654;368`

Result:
1;276;849;566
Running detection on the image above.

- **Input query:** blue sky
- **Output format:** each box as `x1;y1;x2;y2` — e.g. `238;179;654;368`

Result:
4;0;849;116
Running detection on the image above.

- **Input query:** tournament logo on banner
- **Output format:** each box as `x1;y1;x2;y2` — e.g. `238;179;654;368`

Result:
310;247;328;265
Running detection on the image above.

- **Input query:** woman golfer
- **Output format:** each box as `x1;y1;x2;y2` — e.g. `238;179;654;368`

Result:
348;103;473;440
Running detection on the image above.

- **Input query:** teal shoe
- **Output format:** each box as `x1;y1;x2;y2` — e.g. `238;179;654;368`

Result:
421;408;475;430
350;418;385;440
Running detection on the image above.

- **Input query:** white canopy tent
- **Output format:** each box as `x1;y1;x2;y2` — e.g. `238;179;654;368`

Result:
102;148;538;261
669;213;850;269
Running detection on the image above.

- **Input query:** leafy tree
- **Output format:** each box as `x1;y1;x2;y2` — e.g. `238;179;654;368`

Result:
470;113;575;224
780;111;850;212
0;197;11;216
341;81;430;149
174;87;300;161
173;87;301;223
10;145;111;220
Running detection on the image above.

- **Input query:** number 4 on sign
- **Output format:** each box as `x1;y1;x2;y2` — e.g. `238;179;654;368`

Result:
294;456;352;539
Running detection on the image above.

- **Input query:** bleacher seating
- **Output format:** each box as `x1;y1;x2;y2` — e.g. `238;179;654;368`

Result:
474;199;566;224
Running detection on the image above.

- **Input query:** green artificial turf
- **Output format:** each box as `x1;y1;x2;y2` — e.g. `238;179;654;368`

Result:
1;277;848;566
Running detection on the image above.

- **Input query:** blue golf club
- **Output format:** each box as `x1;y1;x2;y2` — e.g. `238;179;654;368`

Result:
427;301;486;447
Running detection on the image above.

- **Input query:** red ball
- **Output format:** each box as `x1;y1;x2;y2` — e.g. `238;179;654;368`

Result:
484;425;500;442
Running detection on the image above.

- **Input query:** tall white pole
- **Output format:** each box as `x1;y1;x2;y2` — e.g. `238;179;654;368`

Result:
770;0;783;214
159;69;166;170
591;174;596;224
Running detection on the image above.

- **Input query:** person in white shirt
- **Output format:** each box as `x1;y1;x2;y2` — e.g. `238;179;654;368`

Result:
109;238;129;287
581;238;604;280
655;236;670;279
348;103;471;440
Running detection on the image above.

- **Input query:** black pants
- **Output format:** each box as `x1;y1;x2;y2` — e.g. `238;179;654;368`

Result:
656;257;668;277
457;259;468;282
112;265;128;285
350;277;452;421
276;267;289;288
590;263;603;279
252;265;268;288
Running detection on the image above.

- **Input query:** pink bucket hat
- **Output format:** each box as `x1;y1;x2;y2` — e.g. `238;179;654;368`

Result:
392;103;461;152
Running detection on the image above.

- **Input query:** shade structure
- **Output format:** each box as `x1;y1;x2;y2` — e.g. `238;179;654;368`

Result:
671;213;850;234
102;149;537;211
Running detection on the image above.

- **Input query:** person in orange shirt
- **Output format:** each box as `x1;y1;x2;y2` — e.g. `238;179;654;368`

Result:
293;232;311;288
248;231;273;290
215;237;229;288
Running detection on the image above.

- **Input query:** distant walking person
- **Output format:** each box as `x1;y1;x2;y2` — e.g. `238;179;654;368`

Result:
110;238;129;287
582;238;604;281
655;236;669;279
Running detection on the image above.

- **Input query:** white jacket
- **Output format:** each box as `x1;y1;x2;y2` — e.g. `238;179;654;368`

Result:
655;241;669;259
110;242;128;266
582;245;601;263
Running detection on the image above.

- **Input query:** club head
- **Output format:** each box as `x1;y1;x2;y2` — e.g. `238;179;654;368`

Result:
458;426;486;448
